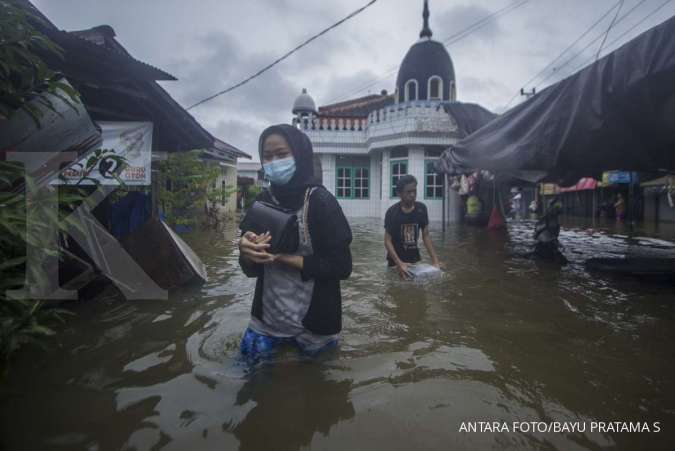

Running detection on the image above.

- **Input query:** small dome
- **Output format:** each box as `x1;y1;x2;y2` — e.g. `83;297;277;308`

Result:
395;1;456;103
292;88;317;115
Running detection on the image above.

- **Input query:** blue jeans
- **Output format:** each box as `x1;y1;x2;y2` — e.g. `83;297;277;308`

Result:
238;327;338;365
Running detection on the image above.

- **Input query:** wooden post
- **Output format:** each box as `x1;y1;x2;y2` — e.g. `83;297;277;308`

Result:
592;186;597;227
442;173;447;230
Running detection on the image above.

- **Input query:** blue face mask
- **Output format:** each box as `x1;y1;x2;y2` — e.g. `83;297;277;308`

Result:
263;157;296;185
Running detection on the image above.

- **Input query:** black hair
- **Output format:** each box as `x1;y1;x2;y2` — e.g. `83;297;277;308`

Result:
396;174;417;195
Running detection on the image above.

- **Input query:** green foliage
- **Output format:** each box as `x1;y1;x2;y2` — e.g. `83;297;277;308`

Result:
206;181;237;206
0;162;68;375
0;0;80;126
0;150;128;376
158;151;225;227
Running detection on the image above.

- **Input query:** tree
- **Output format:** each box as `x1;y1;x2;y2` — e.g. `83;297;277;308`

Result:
0;0;79;126
158;151;223;227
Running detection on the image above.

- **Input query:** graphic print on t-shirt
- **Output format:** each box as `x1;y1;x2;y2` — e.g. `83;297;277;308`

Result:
401;223;419;250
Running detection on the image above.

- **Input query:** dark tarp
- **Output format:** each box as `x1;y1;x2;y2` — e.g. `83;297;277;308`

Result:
436;15;675;184
438;102;497;138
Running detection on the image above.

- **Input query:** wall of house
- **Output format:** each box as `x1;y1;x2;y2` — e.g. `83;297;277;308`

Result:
319;153;382;217
209;164;237;218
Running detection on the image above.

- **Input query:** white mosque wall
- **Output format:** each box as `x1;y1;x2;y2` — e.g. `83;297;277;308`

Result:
299;100;463;222
317;149;459;222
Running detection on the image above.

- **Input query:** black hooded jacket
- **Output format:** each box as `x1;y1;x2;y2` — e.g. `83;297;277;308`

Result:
239;125;352;335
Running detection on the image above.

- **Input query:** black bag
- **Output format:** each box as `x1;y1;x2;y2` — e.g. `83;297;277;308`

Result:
239;200;299;254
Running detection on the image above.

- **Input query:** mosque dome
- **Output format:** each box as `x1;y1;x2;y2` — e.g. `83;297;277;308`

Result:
292;88;317;115
395;1;456;103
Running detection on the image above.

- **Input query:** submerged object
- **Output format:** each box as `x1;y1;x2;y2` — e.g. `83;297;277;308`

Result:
585;258;675;279
406;263;442;280
121;217;208;289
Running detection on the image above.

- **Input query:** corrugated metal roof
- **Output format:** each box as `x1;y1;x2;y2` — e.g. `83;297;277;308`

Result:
57;27;177;81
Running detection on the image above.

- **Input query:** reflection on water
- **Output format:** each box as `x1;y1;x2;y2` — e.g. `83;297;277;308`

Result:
1;218;675;450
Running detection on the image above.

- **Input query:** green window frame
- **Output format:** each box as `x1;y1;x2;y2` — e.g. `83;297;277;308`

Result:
390;159;408;198
424;160;443;199
336;165;369;199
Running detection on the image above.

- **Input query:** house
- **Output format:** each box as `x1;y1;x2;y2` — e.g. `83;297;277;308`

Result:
17;1;251;231
7;1;251;294
237;161;264;186
289;1;494;222
201;139;250;218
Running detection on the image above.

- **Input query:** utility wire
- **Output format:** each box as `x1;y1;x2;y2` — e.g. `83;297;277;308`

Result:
185;0;379;111
503;0;624;109
534;0;648;89
571;0;672;78
596;0;624;60
325;0;530;105
564;0;672;75
603;0;672;52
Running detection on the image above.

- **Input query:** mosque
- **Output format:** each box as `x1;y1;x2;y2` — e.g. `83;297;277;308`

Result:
289;0;494;222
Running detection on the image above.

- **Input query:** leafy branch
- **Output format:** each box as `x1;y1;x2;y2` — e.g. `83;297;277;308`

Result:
0;0;80;127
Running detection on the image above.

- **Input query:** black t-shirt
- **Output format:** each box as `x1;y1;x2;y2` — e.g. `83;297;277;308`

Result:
384;202;429;266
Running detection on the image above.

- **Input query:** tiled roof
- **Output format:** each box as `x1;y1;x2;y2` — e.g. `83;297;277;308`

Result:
319;94;395;118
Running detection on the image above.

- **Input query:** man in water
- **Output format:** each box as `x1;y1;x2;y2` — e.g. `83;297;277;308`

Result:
384;175;441;279
533;196;567;264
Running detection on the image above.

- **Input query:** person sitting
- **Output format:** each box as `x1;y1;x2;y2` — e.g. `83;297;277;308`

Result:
384;175;441;279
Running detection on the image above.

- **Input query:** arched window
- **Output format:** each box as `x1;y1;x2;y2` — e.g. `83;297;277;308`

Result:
449;80;457;102
428;76;443;100
404;80;418;102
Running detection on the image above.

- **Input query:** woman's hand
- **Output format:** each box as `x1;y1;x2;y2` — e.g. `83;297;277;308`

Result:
239;231;276;264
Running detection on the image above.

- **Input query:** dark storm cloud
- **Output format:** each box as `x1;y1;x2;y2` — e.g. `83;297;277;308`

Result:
211;118;262;156
161;31;302;137
461;76;510;99
435;4;502;42
170;36;299;116
319;69;389;106
29;0;675;155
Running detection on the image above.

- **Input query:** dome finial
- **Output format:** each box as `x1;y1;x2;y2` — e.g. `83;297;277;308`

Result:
420;0;432;39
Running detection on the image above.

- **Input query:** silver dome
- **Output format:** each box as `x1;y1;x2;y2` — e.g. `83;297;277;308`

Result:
292;88;317;115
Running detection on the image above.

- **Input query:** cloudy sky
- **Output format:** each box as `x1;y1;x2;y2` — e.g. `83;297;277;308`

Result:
34;0;675;160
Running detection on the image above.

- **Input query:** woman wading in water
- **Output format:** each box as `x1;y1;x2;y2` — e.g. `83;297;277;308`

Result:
238;124;352;364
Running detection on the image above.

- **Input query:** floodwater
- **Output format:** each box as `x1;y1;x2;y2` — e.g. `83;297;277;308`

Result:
2;217;675;451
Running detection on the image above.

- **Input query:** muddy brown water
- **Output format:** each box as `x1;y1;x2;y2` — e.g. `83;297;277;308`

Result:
2;218;675;450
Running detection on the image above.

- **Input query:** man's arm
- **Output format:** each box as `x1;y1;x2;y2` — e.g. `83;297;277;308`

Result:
421;226;440;267
385;231;411;279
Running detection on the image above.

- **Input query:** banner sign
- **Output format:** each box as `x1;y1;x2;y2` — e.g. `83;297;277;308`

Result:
54;121;153;186
603;171;638;185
